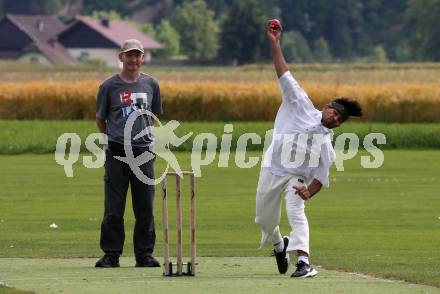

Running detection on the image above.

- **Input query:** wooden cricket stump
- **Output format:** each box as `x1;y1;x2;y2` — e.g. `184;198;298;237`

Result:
161;171;196;276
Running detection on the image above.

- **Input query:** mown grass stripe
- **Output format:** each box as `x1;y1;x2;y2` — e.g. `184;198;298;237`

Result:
0;120;439;154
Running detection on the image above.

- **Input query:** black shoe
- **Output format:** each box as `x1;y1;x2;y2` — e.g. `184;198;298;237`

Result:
135;255;161;267
95;254;120;268
273;236;290;274
291;260;318;278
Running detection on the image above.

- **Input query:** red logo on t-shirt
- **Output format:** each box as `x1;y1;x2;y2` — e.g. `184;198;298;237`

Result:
120;89;133;106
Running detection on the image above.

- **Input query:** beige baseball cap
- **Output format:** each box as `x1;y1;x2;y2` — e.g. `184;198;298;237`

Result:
120;39;144;53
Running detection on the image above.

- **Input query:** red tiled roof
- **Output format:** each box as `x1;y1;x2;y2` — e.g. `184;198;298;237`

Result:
7;14;66;42
23;40;79;65
6;14;78;65
75;16;162;50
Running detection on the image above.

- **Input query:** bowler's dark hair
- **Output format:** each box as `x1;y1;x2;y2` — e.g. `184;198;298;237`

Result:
333;97;362;117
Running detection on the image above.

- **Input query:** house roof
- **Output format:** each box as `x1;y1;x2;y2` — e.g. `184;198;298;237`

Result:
5;14;78;65
74;16;162;50
7;14;66;42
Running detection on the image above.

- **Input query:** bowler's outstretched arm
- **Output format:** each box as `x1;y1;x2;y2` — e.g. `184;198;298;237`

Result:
267;20;288;78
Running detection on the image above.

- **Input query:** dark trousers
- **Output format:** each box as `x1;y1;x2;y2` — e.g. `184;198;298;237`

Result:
100;148;156;258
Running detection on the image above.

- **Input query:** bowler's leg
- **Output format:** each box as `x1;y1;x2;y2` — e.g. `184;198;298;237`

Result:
284;187;309;255
255;168;286;248
285;182;318;278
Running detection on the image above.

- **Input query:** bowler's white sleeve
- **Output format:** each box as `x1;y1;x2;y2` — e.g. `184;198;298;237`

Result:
279;71;313;107
314;163;330;187
313;143;336;187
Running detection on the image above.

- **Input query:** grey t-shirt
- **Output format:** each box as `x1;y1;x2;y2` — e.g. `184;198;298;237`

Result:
96;73;163;148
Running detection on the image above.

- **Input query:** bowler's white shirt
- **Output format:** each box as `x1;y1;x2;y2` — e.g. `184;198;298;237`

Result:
262;71;336;187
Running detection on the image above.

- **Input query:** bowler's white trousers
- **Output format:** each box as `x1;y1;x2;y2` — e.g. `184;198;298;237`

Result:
255;168;310;255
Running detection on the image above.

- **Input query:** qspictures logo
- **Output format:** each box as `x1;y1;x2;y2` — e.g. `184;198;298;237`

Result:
55;110;386;185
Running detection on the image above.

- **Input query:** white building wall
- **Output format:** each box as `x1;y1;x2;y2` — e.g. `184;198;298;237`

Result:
18;53;51;65
68;48;152;68
68;48;120;68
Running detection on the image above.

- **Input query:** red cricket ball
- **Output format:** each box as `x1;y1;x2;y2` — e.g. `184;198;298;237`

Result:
269;19;281;30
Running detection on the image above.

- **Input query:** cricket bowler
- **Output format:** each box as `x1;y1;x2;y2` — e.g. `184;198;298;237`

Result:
255;19;362;278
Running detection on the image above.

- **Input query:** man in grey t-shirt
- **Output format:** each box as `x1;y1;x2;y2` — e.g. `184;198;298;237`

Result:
95;39;163;268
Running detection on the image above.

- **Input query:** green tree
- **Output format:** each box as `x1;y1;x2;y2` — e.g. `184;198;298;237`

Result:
279;0;366;59
205;0;234;17
138;23;157;39
139;21;181;59
370;45;389;63
394;40;412;62
171;0;219;60
281;31;313;63
2;0;64;14
153;20;180;58
407;0;440;61
361;0;408;61
219;0;266;64
313;37;332;63
83;0;171;21
279;0;311;33
91;10;122;20
324;0;363;59
82;0;131;16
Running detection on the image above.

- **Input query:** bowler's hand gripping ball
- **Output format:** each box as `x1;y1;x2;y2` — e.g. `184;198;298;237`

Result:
269;19;282;31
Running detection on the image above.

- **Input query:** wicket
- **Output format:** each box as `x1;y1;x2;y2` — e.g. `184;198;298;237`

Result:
161;171;196;276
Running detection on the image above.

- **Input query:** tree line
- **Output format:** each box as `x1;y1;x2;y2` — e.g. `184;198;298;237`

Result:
1;0;439;63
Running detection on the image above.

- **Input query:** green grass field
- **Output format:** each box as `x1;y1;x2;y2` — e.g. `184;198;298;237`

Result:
0;150;439;293
1;257;439;294
1;120;440;154
2;62;440;293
